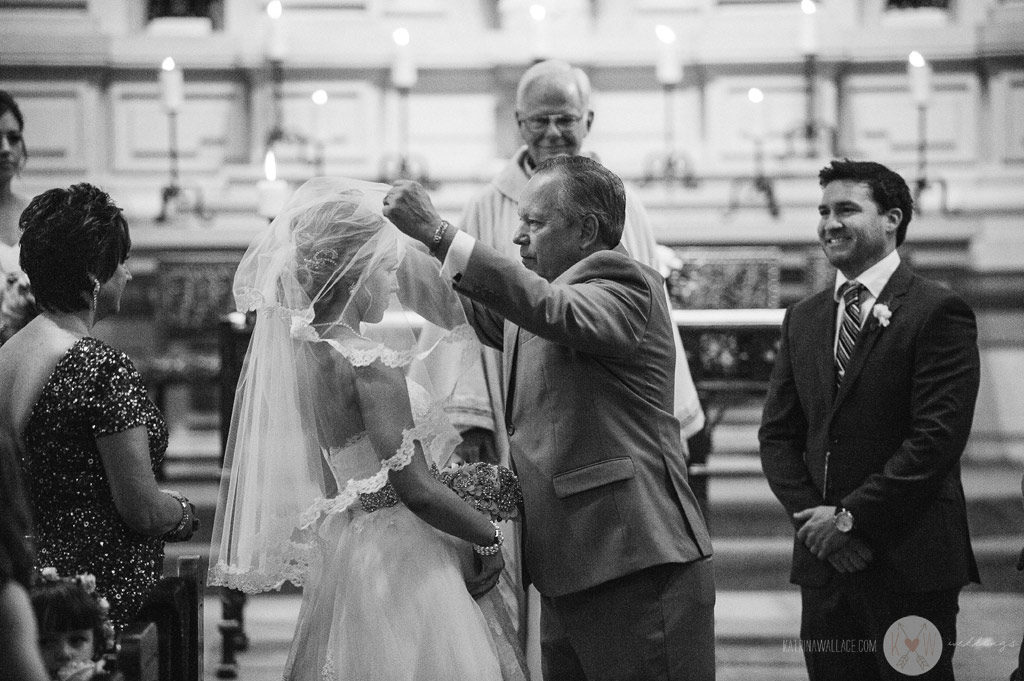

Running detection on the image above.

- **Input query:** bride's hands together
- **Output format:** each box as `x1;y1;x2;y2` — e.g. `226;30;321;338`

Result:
466;550;504;599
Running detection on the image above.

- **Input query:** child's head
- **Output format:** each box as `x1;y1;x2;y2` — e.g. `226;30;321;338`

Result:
31;569;112;680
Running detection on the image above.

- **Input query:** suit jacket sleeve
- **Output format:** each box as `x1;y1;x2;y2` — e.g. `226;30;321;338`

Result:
457;241;652;359
841;293;980;542
759;307;824;524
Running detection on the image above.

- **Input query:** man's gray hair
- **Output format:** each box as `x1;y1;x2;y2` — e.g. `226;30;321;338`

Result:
515;59;591;112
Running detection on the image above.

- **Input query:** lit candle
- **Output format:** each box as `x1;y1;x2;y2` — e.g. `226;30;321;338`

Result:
257;150;290;219
159;57;184;113
799;0;817;55
655;25;683;86
530;4;549;60
266;0;287;60
311;89;328;146
390;28;417;89
907;51;932;105
748;87;766;139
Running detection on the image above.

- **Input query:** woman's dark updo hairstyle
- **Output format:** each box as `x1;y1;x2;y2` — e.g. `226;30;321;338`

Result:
18;183;130;313
0;89;27;158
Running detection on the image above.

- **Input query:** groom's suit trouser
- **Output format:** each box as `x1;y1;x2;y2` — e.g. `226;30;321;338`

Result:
539;557;716;681
800;576;960;681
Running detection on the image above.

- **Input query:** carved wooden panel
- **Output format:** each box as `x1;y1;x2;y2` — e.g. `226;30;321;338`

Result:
663;247;782;309
110;81;244;173
844;72;978;164
2;83;89;172
998;70;1024;162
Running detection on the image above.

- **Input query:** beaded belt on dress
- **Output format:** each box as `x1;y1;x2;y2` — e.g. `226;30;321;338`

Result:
357;483;400;513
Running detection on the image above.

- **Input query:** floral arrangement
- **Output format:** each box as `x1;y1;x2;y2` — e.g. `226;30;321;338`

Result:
872;302;892;328
432;461;523;522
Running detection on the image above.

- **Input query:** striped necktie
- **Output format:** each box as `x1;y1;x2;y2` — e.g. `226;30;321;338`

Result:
835;281;864;389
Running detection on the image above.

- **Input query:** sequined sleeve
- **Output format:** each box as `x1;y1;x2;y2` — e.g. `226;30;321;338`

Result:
79;340;160;438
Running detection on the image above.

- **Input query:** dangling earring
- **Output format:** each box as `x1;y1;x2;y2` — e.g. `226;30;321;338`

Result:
91;278;100;314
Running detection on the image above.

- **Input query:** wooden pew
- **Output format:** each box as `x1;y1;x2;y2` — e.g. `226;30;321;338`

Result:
116;555;204;681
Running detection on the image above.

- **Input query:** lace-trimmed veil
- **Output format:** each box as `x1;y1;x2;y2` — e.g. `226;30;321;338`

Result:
209;177;475;593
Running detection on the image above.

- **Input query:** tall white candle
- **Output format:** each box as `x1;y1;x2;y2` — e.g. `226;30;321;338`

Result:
530;4;549;60
311;89;328;146
655;25;683;86
257;150;290;219
799;0;818;55
266;0;287;60
160;57;184;113
391;28;417;89
748;87;766;140
907;51;932;105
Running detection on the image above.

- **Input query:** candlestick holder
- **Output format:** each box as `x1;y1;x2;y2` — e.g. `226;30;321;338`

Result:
378;87;435;188
262;58;322;174
156;109;206;223
639;84;698;189
726;137;779;219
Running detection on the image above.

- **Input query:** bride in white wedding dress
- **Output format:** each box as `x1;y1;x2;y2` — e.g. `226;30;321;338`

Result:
208;177;527;681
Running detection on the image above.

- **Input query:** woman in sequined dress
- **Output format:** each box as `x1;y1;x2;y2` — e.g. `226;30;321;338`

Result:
210;177;526;681
0;183;198;631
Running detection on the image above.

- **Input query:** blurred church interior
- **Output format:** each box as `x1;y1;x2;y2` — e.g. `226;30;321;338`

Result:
4;0;1022;487
5;1;1024;677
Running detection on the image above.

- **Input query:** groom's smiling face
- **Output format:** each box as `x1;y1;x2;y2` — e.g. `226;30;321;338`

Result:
817;179;901;279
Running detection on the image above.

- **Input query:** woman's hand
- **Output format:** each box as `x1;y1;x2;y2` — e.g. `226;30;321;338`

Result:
466;550;504;599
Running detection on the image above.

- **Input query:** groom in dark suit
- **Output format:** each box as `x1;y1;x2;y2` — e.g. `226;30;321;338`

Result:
759;159;980;680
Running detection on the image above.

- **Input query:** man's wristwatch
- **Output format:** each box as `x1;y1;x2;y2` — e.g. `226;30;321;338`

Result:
833;507;854;533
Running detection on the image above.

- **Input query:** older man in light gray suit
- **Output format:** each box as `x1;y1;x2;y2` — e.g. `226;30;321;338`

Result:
385;155;715;681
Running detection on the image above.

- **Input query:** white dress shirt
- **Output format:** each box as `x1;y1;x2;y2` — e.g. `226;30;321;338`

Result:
832;249;901;352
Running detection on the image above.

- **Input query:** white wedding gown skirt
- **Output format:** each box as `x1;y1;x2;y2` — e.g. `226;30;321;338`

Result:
284;502;508;681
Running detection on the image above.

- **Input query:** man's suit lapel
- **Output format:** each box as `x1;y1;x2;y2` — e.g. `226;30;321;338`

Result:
832;261;913;409
807;292;838;402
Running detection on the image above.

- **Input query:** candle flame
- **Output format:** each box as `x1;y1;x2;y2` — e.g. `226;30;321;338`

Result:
748;88;765;104
311;89;328;105
529;4;546;22
161;57;176;71
264;150;278;182
267;0;282;20
908;51;926;68
655;25;676;45
393;27;410;46
801;0;816;16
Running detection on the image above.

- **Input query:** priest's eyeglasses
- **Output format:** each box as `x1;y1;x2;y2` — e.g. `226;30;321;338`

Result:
518;114;582;133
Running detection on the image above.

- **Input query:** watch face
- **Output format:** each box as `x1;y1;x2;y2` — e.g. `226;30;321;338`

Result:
835;510;854;533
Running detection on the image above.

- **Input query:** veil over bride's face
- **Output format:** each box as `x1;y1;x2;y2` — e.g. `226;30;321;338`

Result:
288;189;402;332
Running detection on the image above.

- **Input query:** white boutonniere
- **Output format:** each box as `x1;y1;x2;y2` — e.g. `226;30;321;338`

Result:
872;303;892;327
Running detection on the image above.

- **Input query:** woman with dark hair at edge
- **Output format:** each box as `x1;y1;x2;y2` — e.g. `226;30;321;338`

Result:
0;183;198;633
0;89;36;343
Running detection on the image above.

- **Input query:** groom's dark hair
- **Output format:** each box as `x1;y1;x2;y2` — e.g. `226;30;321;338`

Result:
818;159;913;247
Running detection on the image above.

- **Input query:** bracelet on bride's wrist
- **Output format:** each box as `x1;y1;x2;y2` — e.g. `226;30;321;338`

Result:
473;520;503;556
